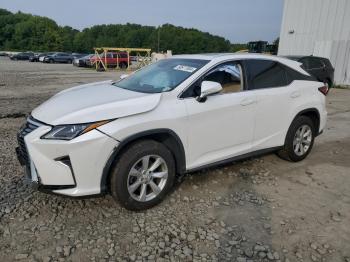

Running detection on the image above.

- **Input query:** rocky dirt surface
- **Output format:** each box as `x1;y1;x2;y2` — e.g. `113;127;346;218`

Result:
0;58;349;262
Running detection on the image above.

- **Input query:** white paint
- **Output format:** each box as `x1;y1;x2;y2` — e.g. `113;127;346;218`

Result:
23;53;327;197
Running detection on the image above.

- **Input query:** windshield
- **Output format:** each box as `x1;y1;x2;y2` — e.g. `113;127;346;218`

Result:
113;58;208;93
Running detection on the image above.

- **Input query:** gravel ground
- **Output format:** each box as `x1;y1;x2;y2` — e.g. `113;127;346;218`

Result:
0;57;350;262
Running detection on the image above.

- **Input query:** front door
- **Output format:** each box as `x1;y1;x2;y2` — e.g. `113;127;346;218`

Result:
184;61;256;169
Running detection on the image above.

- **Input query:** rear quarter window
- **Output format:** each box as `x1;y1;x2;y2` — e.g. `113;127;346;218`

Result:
284;65;317;82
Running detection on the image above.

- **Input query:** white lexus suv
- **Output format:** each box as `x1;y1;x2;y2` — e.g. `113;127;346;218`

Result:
16;53;328;210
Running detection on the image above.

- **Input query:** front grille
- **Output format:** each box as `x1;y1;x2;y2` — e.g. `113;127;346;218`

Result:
17;116;42;166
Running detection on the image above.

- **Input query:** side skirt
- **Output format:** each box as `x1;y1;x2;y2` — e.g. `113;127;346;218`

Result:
186;146;283;174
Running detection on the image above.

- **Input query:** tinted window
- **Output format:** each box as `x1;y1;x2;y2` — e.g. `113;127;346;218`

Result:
203;62;242;94
244;60;288;90
284;65;316;82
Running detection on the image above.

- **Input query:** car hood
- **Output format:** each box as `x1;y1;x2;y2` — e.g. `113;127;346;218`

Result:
32;80;162;125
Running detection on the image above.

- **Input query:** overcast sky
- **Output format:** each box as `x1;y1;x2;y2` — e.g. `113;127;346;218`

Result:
0;0;284;43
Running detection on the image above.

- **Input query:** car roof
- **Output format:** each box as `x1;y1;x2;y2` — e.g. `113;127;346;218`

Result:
283;55;303;60
172;53;308;75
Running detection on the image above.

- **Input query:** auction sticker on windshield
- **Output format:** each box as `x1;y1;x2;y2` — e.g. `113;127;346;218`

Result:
173;65;197;73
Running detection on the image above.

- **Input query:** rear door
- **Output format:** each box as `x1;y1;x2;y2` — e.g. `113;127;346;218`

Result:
242;59;292;150
60;53;69;62
55;53;63;62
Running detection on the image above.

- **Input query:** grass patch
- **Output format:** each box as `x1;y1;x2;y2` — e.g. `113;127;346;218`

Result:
333;85;349;90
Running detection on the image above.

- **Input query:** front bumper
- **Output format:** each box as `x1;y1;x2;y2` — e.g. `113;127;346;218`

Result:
16;117;119;197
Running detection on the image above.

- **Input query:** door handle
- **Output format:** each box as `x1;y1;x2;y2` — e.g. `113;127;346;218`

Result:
290;91;301;98
240;98;255;106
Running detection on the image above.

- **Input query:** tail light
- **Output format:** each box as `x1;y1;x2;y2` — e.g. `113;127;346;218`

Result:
318;85;328;96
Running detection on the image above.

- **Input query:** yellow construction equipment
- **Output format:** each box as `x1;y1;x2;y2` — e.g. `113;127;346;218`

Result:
93;47;151;71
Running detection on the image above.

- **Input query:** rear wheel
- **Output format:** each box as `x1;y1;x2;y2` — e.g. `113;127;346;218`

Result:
49;59;54;64
110;140;175;210
277;116;315;162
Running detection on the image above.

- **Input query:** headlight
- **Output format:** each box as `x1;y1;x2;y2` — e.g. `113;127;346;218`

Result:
42;120;110;140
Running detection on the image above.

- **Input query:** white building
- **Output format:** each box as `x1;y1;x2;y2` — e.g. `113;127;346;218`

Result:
278;0;350;85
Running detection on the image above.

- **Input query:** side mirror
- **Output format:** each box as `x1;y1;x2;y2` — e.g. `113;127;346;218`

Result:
196;81;222;102
120;74;129;80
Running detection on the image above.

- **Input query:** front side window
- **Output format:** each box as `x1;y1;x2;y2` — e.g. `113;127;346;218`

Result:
244;60;288;90
114;58;208;93
203;62;243;94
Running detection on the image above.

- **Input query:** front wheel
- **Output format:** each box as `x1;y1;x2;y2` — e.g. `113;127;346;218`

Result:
110;140;175;211
277;116;315;162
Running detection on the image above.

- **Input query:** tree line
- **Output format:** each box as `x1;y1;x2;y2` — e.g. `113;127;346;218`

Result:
0;8;245;54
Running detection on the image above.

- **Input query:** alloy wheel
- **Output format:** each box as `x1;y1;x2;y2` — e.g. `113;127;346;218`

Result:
293;124;312;156
127;155;168;202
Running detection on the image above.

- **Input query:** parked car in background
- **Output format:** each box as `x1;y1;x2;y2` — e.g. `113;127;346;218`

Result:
285;55;334;89
9;52;34;60
16;54;327;210
43;53;74;64
88;52;132;69
72;53;88;59
29;54;38;62
29;53;43;62
38;52;55;62
73;54;94;67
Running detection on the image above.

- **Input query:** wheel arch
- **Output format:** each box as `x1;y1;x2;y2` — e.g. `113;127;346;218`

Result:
291;108;320;136
100;129;186;193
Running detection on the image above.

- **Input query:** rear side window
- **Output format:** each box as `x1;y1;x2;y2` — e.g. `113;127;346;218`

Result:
244;60;288;90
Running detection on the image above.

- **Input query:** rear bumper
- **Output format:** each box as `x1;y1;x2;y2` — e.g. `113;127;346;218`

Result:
319;109;327;135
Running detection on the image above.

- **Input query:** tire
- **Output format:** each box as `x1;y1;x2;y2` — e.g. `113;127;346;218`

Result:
49;59;54;64
277;116;315;162
67;59;72;64
110;140;175;211
120;62;127;69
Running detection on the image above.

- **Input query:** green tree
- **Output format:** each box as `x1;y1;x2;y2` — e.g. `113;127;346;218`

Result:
0;8;238;54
